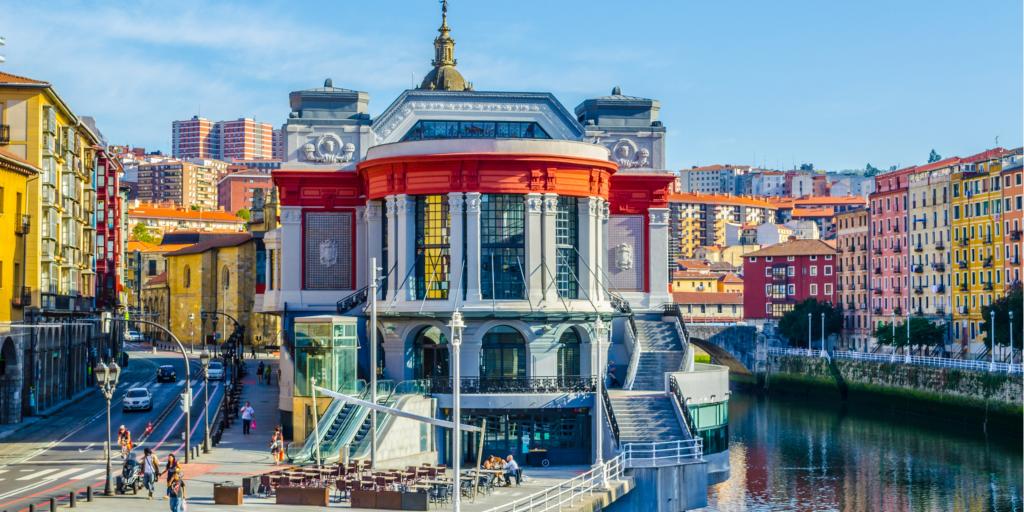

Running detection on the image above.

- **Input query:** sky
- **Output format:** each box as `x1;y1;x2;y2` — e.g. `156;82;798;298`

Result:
2;0;1021;171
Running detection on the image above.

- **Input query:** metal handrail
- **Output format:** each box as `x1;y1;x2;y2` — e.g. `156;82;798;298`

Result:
482;453;625;512
424;376;597;394
767;346;1022;373
621;439;704;468
600;386;620;448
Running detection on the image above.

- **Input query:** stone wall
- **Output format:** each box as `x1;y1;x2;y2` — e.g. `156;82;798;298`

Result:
765;354;1023;418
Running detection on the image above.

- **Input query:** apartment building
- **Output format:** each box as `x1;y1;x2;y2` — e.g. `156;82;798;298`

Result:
907;158;956;322
742;239;838;320
1001;153;1022;287
171;116;275;161
217;171;274;213
668;193;776;259
171;116;215;159
869;166;915;320
137;158;220;210
835;208;870;349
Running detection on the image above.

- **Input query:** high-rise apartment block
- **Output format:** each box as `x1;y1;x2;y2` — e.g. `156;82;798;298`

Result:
137;158;219;210
172;116;275;161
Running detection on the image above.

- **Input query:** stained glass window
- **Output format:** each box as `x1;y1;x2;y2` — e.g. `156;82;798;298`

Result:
415;195;450;300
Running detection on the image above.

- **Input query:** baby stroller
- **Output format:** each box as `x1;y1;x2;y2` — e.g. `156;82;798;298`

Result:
115;456;143;495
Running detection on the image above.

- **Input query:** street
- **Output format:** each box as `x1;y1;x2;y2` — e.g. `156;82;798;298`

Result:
0;347;226;511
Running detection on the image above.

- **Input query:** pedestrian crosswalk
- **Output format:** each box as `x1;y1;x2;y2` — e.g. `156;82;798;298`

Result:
9;466;106;482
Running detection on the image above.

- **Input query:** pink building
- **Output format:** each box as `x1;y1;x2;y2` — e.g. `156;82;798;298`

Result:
869;166;916;318
171;116;214;159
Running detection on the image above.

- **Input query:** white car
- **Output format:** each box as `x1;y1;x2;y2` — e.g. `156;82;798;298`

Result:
123;387;152;412
206;361;225;381
125;330;144;342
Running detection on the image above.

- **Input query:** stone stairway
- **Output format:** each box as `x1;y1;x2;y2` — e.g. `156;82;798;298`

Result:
607;390;687;444
630;318;684;390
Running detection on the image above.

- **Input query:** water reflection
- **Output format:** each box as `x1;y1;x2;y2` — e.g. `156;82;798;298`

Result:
706;392;1022;511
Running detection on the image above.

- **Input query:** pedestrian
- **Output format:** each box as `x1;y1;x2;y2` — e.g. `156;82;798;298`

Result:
250;344;257;359
240;401;255;435
270;426;284;464
164;453;179;481
166;467;186;512
257;361;265;384
141;447;161;500
503;454;521;486
264;364;272;385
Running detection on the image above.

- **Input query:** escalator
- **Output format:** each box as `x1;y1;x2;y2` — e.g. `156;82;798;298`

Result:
286;380;368;464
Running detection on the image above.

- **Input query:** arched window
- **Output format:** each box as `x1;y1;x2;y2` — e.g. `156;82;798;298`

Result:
222;266;231;290
480;326;526;379
556;328;581;378
183;265;191;288
0;337;17;377
412;326;449;379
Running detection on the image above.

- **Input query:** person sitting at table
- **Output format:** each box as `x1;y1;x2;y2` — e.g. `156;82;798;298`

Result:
503;455;521;486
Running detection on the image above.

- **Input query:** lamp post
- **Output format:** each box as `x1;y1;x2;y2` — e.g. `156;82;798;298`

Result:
369;257;379;469
200;350;211;453
891;312;896;353
447;310;465;512
94;361;121;495
807;312;812;351
990;309;996;365
593;317;607;484
820;313;825;355
1009;310;1015;367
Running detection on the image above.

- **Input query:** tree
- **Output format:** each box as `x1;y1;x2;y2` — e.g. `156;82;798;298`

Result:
799;163;814;171
928;149;942;163
190;204;201;211
864;163;881;177
235;208;251;221
131;223;157;244
778;299;843;348
874;317;945;352
980;285;1023;350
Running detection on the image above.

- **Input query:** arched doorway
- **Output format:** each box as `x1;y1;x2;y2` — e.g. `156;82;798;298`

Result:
412;326;449;379
480;326;526;380
556;328;581;378
0;337;20;424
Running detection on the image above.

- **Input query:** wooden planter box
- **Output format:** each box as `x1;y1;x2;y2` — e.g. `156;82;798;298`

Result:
349;489;428;510
276;486;329;506
213;484;243;505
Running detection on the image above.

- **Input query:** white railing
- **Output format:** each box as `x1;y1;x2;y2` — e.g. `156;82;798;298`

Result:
767;346;1022;374
623;322;642;390
483;454;625;512
833;350;1023;374
621;439;703;468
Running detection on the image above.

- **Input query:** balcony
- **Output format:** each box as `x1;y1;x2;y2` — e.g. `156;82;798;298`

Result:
894;306;903;315
894;266;903;274
873;288;882;295
14;214;30;235
0;124;9;145
873;247;883;256
982;257;993;268
915;308;925;316
425;376;597;394
932;263;946;272
10;287;30;307
1012;230;1022;242
958;283;969;292
893;285;902;294
936;284;946;293
936;308;946;316
914;286;923;295
914;244;924;253
959;305;969;315
983;282;994;291
873;267;882;275
958;237;970;247
893;225;901;233
892;244;903;254
983;236;993;244
837;284;844;291
957;261;968;270
935;240;945;250
873;307;882;315
1011;256;1021;265
912;264;923;273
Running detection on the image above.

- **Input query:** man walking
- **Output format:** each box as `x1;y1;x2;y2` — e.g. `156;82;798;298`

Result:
240;401;255;435
141;448;161;499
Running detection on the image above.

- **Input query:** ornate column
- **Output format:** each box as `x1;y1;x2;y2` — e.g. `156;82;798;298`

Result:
577;197;596;302
464;193;482;303
365;200;383;292
648;208;672;305
279;207;303;292
354;206;368;289
541;193;559;304
447;192;465;308
525;193;545;305
598;200;610;303
384;196;398;302
394;194;415;303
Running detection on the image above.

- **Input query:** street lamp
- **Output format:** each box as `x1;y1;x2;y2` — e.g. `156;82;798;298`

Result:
807;312;812;351
447;310;465;512
1009;310;1015;368
593;316;608;484
94;361;121;495
200;350;211;453
990;309;996;366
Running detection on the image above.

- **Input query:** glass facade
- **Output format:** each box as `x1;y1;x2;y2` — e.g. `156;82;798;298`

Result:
481;194;526;300
689;401;729;455
480;325;526;379
555;196;579;299
446;409;592;466
412;326;450;379
401;120;550;142
293;318;358;397
556;328;581;377
415;195;450;300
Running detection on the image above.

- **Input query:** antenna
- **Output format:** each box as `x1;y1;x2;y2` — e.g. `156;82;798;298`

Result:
0;35;6;64
995;135;999;148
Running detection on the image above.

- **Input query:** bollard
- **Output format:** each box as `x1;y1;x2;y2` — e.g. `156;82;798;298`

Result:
70;490;77;508
28;504;34;512
49;498;56;511
87;486;93;501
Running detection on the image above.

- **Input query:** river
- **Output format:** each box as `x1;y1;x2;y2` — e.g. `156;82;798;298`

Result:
705;392;1023;511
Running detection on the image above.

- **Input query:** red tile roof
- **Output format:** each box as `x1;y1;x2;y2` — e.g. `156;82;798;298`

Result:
914;157;960;173
0;71;48;85
128;205;245;223
744;239;836;257
791;207;834;218
720;273;743;284
0;148;41;175
146;272;167;286
669;193;776;209
961;148;1007;164
164;233;253;256
672;292;744;305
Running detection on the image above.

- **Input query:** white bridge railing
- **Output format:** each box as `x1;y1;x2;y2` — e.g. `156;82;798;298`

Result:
483;440;703;512
767;346;1023;374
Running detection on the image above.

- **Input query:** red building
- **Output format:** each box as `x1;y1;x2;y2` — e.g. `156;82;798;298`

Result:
869;166;916;317
217;171;273;213
742;239;838;319
95;146;125;309
1003;154;1023;287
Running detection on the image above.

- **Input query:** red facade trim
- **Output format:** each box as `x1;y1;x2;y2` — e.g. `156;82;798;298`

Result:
300;208;358;291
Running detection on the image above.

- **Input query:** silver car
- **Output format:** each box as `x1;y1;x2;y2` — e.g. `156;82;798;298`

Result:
206;361;225;381
122;387;152;412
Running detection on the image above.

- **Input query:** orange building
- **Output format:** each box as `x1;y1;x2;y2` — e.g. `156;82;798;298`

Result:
1002;153;1022;287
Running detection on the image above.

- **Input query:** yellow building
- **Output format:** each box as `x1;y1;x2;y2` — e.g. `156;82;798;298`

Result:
0;150;38;322
0;71;100;315
951;149;1007;351
165;233;255;349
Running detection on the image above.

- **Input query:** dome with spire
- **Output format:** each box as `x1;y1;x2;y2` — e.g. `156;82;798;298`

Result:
418;0;471;92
